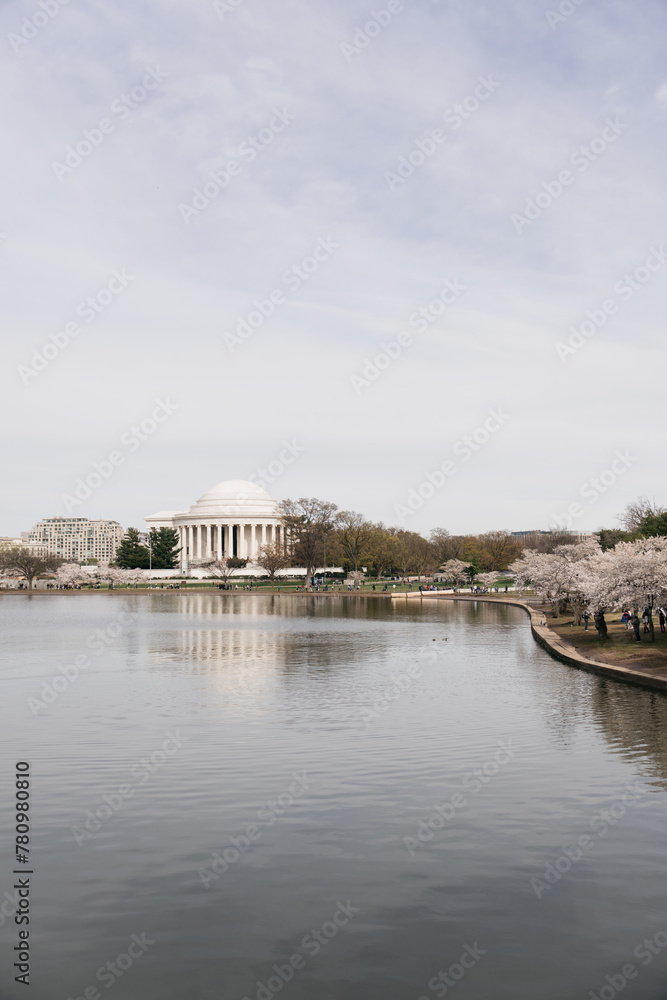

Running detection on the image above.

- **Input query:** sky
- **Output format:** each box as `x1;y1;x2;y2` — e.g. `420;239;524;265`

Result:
2;0;666;538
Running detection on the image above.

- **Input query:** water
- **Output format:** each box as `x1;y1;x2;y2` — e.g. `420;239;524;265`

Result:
2;593;667;1000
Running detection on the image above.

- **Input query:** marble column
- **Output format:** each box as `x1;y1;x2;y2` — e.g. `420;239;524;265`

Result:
217;524;222;560
250;523;256;560
261;523;267;549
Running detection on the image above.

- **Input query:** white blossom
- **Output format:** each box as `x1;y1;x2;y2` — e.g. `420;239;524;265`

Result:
55;563;83;586
440;559;470;585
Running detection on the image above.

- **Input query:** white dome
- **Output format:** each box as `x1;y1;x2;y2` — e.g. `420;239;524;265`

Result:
184;479;281;519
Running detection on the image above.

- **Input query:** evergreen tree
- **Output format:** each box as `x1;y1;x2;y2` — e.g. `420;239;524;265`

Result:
637;511;667;538
115;528;150;569
149;527;182;569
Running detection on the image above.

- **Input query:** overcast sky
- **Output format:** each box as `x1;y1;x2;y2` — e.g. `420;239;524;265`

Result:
2;0;665;537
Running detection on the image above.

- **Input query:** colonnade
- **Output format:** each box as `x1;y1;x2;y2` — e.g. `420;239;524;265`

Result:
177;521;285;567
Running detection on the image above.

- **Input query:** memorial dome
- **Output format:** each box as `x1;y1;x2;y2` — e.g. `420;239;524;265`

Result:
186;479;282;519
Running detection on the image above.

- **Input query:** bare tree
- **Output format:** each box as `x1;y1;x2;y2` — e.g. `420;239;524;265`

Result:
2;547;61;589
473;531;523;570
519;531;575;554
388;530;433;580
617;496;664;532
281;498;339;587
429;528;467;562
392;531;414;579
336;511;373;576
365;524;399;579
256;542;290;583
202;556;247;585
408;535;434;582
0;546;15;573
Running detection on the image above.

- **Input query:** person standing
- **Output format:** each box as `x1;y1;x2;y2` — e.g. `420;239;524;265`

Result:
582;610;590;631
630;614;642;642
643;609;651;634
593;610;609;639
621;610;630;629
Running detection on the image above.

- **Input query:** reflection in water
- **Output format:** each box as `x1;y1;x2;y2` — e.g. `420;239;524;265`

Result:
145;594;419;674
590;681;667;791
2;593;667;1000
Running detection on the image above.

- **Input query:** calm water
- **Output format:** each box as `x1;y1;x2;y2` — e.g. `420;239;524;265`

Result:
2;594;667;1000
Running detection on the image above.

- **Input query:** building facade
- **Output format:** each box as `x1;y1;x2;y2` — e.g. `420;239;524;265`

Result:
145;479;285;573
512;530;595;542
0;535;49;558
28;517;125;563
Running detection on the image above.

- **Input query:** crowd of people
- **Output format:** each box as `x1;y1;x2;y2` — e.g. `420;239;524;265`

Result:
619;607;667;642
579;607;667;642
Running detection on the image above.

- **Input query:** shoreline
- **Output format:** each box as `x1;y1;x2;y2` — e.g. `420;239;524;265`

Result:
5;588;666;694
0;588;397;596
396;592;667;695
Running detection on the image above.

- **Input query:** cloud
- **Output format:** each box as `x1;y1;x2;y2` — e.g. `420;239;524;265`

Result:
1;0;666;534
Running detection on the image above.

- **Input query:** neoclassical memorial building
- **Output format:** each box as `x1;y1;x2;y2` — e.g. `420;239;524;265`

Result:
145;479;285;573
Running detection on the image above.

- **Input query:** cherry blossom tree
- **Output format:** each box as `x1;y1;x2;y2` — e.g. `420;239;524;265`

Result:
510;539;599;620
440;559;470;588
579;538;667;641
95;566;147;588
56;563;84;587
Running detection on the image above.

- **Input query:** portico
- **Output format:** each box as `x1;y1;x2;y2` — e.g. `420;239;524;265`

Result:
145;479;285;573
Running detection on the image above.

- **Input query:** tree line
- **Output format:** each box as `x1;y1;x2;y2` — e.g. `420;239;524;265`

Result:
112;504;562;586
511;497;667;641
4;494;664;590
256;499;576;587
